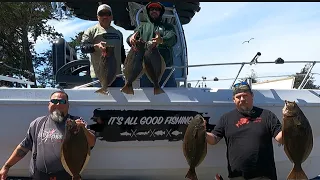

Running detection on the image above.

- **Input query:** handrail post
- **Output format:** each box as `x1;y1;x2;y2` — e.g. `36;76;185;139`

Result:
230;63;245;89
298;61;316;89
161;67;176;88
172;7;188;88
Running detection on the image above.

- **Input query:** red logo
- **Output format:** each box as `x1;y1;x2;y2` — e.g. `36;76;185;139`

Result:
253;117;262;123
236;118;249;127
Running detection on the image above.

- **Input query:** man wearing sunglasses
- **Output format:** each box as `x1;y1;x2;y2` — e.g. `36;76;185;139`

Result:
81;4;126;88
127;2;178;88
206;82;283;180
0;91;96;180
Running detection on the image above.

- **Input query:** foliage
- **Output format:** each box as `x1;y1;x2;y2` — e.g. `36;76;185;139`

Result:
68;31;89;60
0;2;63;87
293;63;319;89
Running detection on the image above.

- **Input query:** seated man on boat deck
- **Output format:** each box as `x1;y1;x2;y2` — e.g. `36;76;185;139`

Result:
0;90;96;180
81;4;126;87
127;1;178;88
205;81;283;180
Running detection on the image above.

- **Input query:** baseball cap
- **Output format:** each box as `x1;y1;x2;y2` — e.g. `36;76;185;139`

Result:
147;2;162;9
97;4;112;15
232;81;253;95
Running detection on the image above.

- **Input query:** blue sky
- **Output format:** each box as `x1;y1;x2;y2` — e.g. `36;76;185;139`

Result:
34;2;320;89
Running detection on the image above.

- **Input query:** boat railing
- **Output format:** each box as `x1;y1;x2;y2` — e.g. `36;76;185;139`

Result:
72;59;319;90
0;75;35;87
1;58;318;90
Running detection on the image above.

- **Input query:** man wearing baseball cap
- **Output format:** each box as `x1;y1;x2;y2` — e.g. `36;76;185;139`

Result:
127;1;177;88
81;4;126;87
205;81;284;180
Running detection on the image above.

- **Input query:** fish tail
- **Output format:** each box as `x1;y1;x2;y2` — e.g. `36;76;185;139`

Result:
287;163;308;180
215;174;224;180
154;85;165;95
185;167;198;180
120;84;134;95
72;175;82;180
95;88;109;95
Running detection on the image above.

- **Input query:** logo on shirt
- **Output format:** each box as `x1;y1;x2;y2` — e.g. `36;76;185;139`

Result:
236;118;249;127
38;128;63;144
235;117;262;127
102;33;120;40
253;117;262;123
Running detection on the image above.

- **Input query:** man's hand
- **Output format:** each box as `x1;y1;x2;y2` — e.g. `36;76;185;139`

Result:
94;41;107;53
129;32;138;51
75;119;87;128
152;32;163;45
0;165;9;180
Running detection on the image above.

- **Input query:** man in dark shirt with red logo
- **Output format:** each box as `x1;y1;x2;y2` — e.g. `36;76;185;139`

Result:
206;81;283;180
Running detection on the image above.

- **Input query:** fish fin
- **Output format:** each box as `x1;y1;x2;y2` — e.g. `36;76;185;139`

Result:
80;150;91;174
72;175;82;180
185;167;198;180
120;84;134;95
287;163;308;180
159;55;166;79
137;69;145;79
154;87;165;95
61;148;74;177
95;88;110;95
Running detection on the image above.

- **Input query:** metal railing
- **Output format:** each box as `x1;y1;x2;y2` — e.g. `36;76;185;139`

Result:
72;60;319;89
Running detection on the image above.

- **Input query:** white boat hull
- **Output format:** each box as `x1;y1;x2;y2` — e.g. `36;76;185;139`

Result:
0;87;319;179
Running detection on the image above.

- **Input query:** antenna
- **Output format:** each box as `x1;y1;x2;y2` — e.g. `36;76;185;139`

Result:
201;76;207;88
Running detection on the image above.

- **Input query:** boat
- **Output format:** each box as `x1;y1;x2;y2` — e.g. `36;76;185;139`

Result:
1;2;320;180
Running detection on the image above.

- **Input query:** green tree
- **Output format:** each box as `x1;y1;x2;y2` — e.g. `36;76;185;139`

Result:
33;50;55;88
0;2;63;87
68;31;89;60
293;63;319;89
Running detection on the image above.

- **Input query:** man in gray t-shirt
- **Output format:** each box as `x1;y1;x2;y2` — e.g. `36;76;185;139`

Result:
0;90;96;180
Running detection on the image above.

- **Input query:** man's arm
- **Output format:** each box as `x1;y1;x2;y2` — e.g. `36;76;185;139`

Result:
84;128;96;149
2;145;29;170
119;32;126;64
161;24;177;47
206;132;222;145
1;121;35;170
275;131;283;144
268;111;283;144
76;119;96;149
206;116;225;145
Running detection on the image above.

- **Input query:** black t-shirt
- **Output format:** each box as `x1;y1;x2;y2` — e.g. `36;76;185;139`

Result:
212;106;282;180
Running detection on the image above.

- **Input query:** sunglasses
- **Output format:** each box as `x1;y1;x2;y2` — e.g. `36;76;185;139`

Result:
149;7;161;11
98;11;112;17
233;81;250;89
50;99;67;105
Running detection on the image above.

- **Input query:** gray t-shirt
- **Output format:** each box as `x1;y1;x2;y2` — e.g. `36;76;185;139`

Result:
20;114;93;174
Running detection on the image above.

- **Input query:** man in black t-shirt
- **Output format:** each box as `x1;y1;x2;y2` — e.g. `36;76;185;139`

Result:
206;81;283;180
